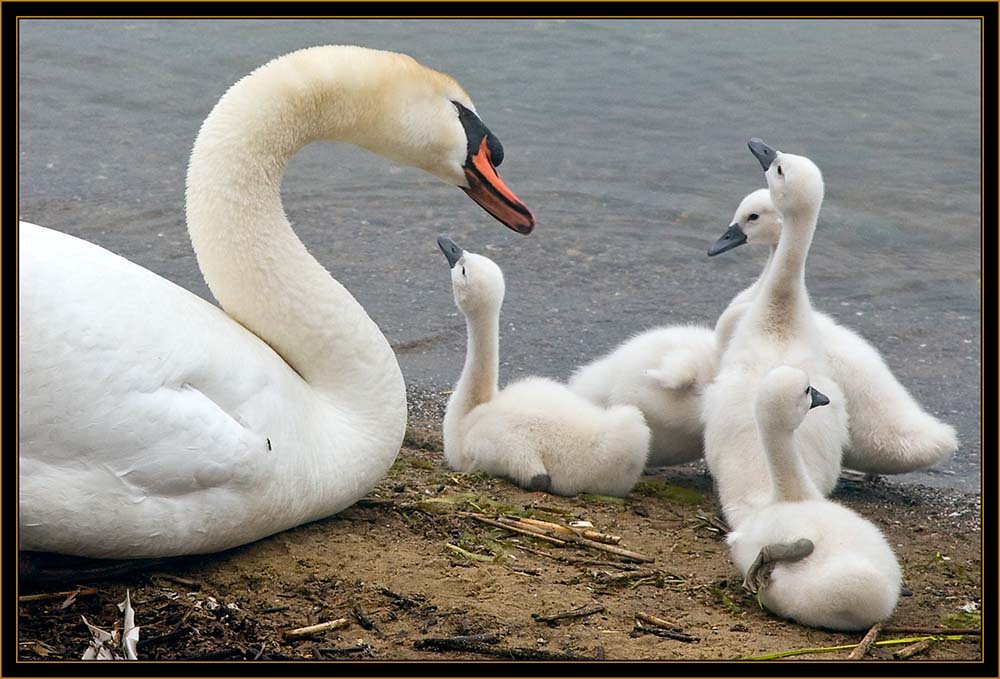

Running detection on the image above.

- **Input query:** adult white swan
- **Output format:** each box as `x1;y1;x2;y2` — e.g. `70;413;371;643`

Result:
18;45;535;559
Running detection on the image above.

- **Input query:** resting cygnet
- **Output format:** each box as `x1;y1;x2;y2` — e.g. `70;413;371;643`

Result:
702;139;849;528
709;188;958;475
568;325;717;466
438;236;651;496
727;366;902;631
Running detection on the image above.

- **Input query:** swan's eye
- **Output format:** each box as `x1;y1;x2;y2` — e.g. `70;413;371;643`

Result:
805;387;811;395
461;266;466;277
777;165;784;176
748;213;759;221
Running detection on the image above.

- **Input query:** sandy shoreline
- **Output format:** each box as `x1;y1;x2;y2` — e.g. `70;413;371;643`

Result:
17;417;982;663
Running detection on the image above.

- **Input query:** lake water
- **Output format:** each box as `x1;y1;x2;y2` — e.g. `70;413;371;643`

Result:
18;18;982;492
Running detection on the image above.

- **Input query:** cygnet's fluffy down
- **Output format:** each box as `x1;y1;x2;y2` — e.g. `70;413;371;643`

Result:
729;500;902;630
703;141;849;528
568;325;717;466
458;376;652;496
726;366;901;631
438;236;651;497
711;188;957;475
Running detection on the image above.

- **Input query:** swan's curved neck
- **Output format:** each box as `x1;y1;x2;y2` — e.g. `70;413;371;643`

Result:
451;308;500;417
758;423;822;503
751;207;818;331
185;48;405;416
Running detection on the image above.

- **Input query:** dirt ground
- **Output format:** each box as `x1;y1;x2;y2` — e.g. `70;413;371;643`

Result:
16;421;982;664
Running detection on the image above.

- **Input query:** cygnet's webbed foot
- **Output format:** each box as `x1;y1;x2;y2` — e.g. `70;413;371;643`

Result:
528;473;552;493
742;538;814;595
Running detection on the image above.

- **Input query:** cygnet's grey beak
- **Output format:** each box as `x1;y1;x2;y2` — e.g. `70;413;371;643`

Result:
708;223;748;256
748;137;778;171
809;386;830;409
437;235;464;269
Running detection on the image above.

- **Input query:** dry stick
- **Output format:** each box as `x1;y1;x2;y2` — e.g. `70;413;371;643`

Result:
352;604;377;631
636;611;683;630
881;627;981;636
460;513;568;546
18;588;99;603
514;517;622;544
416;633;501;647
150;572;202;589
284;618;350;640
634;612;699;643
260;605;290;614
893;638;937;660
513;544;639;570
488;514;653;563
413;636;583;660
532;603;605;624
633;621;700;643
847;623;882;660
136;626;193;650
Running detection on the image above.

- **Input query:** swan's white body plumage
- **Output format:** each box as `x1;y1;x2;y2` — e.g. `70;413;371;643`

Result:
19;221;392;558
728;500;902;630
703;147;848;528
441;247;650;497
454;377;652;497
568;325;717;466
715;190;957;474
18;45;527;558
726;366;901;631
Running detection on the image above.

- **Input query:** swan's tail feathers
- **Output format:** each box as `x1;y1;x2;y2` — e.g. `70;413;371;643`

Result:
646;350;710;391
844;414;959;475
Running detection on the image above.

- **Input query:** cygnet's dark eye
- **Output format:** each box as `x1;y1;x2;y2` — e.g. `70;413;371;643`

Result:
805;386;811;395
777;165;784;176
748;213;759;221
461;266;466;277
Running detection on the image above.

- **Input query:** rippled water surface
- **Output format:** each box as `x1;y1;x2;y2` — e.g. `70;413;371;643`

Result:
19;19;982;491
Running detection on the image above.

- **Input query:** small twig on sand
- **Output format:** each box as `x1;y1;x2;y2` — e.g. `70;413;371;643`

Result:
352;604;377;631
743;635;965;661
513;544;640;570
136;626;193;650
260;605;290;614
514;517;621;544
381;588;424;608
693;510;729;537
460;513;568;546
150;572;202;589
414;634;583;660
463;512;653;562
413;633;500;650
317;643;374;657
18;588;99;603
182;648;246;660
283;618;350;640
532;603;605;625
633;612;699;643
881;626;981;636
636;611;681;629
847;623;882;659
893;638;936;660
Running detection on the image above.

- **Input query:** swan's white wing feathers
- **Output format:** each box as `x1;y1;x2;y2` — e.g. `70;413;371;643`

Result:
19;223;311;555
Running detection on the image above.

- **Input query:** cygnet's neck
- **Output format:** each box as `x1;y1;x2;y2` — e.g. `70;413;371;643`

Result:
751;205;819;333
185;47;405;413
453;305;501;416
758;419;823;503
